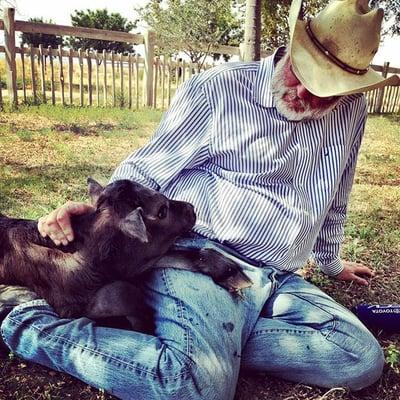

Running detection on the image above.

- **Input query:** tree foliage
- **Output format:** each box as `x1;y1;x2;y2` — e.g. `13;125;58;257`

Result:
68;9;137;53
138;0;243;64
370;0;400;36
20;17;63;48
260;0;329;51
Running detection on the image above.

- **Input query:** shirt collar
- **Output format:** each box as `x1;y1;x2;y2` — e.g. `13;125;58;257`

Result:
253;46;286;108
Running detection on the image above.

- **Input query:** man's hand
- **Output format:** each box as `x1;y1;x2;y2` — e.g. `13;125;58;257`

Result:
38;201;95;246
335;261;375;286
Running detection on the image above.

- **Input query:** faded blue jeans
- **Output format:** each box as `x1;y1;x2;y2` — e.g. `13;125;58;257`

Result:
1;237;384;400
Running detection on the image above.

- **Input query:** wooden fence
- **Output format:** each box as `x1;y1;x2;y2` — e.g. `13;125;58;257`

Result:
364;62;400;114
0;44;213;109
0;7;399;113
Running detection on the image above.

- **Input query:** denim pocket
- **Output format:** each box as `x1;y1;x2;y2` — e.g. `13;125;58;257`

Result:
290;292;337;338
262;273;338;338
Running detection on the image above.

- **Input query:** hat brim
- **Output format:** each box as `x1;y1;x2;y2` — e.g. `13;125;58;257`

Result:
289;1;400;97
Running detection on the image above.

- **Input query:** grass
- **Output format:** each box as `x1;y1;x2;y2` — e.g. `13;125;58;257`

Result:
0;105;399;399
0;105;162;218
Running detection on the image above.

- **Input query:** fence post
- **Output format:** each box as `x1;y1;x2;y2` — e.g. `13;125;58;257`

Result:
39;44;46;103
30;45;37;104
374;61;390;114
78;48;84;107
143;30;156;107
68;48;73;105
4;8;18;107
239;43;246;62
58;45;65;106
103;49;108;106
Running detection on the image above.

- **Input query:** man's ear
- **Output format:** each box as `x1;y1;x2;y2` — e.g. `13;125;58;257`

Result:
87;178;104;206
119;208;148;243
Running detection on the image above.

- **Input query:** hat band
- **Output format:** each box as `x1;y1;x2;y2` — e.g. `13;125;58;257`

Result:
305;20;369;75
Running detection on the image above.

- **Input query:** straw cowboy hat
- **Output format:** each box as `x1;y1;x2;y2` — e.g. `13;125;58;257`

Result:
289;0;400;97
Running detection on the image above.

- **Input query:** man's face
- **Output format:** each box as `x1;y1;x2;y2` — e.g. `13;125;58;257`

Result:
271;53;341;121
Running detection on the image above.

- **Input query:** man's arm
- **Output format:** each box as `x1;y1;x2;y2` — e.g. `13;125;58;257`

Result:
38;75;212;245
110;75;212;190
312;98;371;284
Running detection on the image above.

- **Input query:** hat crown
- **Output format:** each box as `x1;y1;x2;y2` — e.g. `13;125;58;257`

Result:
310;0;383;69
288;0;400;97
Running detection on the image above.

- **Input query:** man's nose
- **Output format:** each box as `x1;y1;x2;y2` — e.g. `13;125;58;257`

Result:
296;84;310;100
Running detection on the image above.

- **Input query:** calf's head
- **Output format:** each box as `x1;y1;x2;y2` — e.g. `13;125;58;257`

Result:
87;178;196;276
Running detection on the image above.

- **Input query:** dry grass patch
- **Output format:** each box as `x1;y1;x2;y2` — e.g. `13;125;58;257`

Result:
0;112;53;132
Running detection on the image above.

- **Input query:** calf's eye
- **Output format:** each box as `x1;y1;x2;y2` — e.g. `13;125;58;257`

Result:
158;205;168;219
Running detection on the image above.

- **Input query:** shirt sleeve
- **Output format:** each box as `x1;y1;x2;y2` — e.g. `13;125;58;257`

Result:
312;97;368;276
110;75;212;190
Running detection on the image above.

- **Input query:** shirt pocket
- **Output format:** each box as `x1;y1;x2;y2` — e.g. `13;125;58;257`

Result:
314;144;348;207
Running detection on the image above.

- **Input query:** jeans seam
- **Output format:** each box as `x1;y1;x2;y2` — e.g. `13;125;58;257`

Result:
249;317;338;340
250;328;318;336
4;299;48;315
161;269;195;367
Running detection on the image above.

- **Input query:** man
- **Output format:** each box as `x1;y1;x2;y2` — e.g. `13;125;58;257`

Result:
1;0;399;398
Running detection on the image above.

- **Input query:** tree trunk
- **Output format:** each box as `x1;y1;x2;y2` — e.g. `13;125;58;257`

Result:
243;0;261;61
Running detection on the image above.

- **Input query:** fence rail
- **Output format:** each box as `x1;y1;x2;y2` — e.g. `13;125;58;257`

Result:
0;8;399;113
0;44;214;110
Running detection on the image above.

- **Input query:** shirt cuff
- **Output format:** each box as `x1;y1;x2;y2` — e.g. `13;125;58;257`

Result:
314;257;344;277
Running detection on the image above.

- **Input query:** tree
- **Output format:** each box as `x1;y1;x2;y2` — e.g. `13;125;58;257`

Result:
20;17;63;48
138;0;243;65
370;0;400;36
242;0;261;61
68;9;137;54
260;0;329;51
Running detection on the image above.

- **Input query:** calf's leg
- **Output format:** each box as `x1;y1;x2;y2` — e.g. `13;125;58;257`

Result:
86;281;150;331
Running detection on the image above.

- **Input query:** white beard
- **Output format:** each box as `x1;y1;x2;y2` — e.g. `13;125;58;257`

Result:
271;54;341;121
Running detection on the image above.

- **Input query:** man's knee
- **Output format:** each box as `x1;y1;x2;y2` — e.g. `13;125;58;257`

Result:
155;343;238;400
187;358;238;400
157;358;238;400
342;334;384;390
1;299;68;357
323;320;384;390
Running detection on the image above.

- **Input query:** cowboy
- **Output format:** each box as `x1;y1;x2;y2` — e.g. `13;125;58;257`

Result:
1;0;399;398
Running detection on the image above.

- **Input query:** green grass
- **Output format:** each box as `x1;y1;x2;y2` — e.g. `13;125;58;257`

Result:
0;105;163;219
0;106;399;399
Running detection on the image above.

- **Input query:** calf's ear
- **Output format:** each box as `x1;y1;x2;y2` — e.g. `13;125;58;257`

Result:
119;208;148;243
87;178;104;205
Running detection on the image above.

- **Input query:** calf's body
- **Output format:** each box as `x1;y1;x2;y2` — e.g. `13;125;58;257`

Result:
0;179;252;324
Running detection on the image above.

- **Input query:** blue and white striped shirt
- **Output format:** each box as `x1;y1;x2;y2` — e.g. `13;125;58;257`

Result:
111;50;367;276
